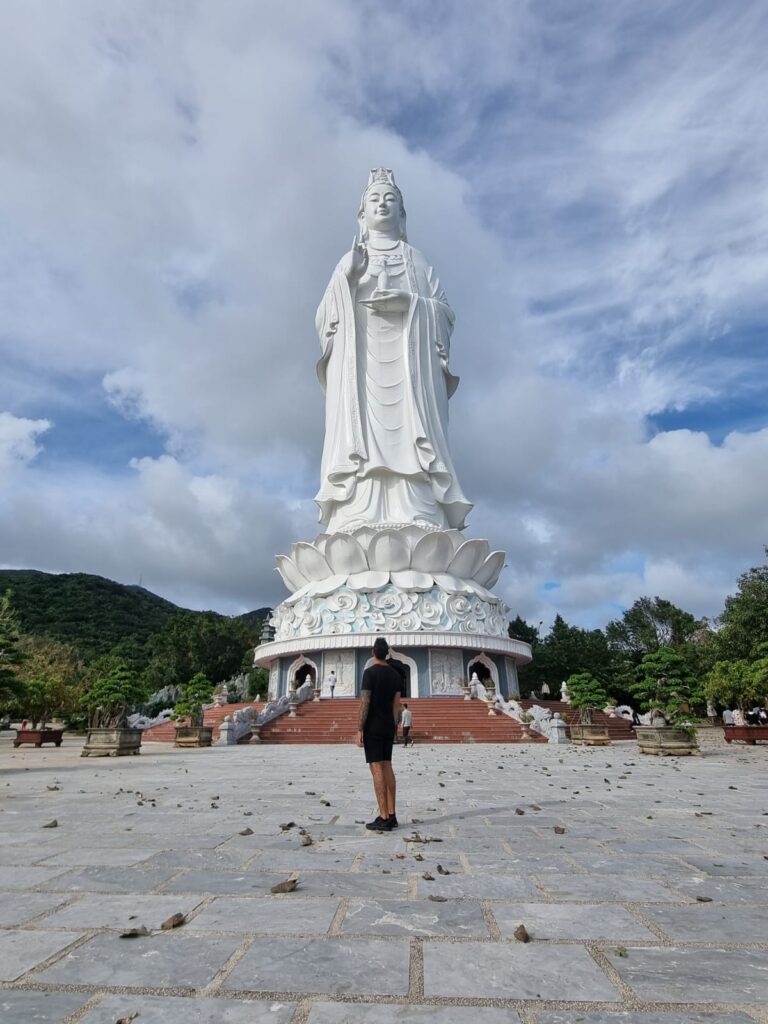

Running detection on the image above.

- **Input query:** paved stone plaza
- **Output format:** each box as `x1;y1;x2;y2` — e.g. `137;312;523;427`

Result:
1;734;767;1023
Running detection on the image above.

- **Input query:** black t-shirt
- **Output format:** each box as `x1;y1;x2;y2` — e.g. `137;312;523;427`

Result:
361;663;403;737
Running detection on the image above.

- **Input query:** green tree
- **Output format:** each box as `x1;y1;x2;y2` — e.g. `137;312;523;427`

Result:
171;673;214;727
715;551;768;661
606;597;701;659
522;615;616;696
705;642;768;712
565;672;609;724
508;616;541;646
630;647;702;727
80;663;148;729
0;590;25;710
143;612;257;691
247;667;269;701
704;659;755;711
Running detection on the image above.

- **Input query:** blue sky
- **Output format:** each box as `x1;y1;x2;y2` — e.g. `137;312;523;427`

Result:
0;0;766;627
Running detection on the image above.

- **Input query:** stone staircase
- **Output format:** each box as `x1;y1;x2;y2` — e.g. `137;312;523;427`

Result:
259;697;549;745
142;703;263;743
520;700;636;742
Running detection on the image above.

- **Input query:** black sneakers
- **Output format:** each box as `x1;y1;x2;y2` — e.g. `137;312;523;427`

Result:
365;816;393;832
389;814;399;828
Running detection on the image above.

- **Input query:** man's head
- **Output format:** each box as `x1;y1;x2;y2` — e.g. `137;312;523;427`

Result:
402;703;408;709
373;636;390;660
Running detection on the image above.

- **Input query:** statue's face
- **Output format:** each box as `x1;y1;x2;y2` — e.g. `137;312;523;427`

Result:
364;186;402;233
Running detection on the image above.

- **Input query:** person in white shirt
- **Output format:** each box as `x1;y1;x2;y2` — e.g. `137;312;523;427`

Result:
400;703;413;746
722;708;734;726
327;671;336;699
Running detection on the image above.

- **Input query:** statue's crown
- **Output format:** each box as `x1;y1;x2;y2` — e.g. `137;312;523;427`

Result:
367;167;397;189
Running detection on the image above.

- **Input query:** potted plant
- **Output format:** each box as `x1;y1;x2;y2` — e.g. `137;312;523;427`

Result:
565;672;611;745
706;646;768;745
80;663;147;757
13;676;68;748
630;648;700;756
172;673;214;747
13;637;86;747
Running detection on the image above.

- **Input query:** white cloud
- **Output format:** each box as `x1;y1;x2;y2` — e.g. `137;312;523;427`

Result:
0;413;50;474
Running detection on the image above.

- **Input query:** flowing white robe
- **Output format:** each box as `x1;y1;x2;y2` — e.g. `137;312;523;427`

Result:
315;242;472;533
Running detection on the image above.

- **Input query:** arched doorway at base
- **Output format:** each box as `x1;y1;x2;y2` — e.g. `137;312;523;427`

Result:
363;650;418;699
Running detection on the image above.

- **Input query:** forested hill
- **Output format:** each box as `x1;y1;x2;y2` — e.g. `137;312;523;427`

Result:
0;569;269;658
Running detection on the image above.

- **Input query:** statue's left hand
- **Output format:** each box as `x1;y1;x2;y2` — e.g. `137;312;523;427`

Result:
360;289;411;313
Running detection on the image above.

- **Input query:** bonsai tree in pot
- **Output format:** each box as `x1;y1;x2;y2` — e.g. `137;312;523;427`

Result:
172;672;215;747
565;672;611;745
631;647;701;756
706;645;768;743
14;637;84;747
80;662;148;757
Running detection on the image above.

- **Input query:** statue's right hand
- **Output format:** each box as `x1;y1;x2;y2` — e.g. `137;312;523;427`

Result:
342;237;368;282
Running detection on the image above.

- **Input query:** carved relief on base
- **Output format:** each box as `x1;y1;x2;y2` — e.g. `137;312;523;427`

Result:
429;649;465;695
322;650;357;697
272;584;509;642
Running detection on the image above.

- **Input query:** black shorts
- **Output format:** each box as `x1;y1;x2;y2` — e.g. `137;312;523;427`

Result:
363;732;394;764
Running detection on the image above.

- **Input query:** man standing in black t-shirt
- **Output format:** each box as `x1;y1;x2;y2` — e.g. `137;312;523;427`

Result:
356;637;403;832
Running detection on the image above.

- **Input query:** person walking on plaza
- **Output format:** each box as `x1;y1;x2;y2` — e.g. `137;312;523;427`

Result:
356;637;402;831
401;703;413;746
722;707;734;726
327;670;336;699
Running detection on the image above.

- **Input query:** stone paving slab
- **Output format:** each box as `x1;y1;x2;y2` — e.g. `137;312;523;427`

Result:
604;946;768;1002
37;846;164;867
539;875;683;902
43;893;205;930
0;892;70;926
491;901;658;940
163;868;410;898
0;928;84;981
342;897;489;936
0;865;69;889
640;902;768;942
79;993;295;1022
222;937;410;995
41;864;179;893
36;931;242;988
191;895;340;933
0;989;91;1022
668;878;768;904
678;854;768;876
308;1005;524;1022
414;873;539;899
423;940;620;1000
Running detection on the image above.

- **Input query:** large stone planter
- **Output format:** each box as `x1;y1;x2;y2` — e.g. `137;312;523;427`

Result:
14;728;64;749
570;724;610;746
723;725;768;745
636;725;699;756
81;728;142;757
174;726;213;748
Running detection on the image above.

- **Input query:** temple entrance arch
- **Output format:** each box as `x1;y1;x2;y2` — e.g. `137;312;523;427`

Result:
363;650;418;699
467;653;499;690
286;655;318;694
